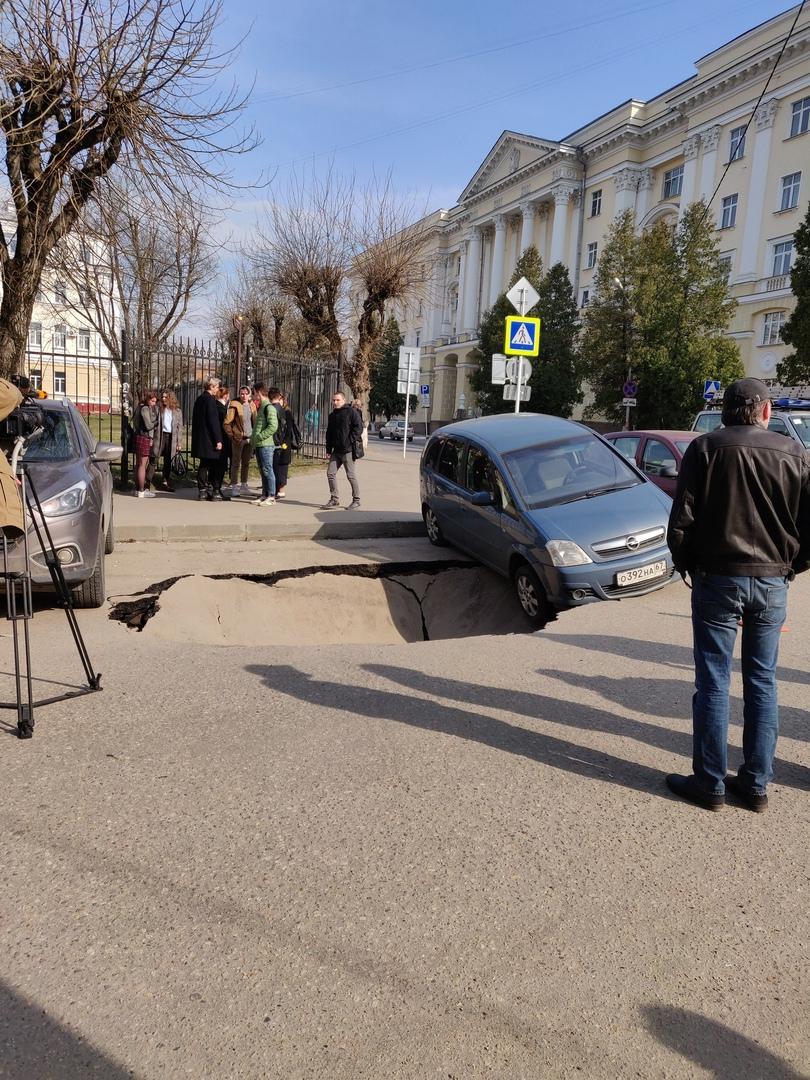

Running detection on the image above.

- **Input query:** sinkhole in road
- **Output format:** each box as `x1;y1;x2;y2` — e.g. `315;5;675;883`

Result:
108;559;551;645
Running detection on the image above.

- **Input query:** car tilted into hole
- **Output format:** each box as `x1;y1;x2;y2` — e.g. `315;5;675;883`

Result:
419;414;676;625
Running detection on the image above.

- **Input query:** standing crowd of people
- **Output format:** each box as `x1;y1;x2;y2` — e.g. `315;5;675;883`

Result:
132;382;364;508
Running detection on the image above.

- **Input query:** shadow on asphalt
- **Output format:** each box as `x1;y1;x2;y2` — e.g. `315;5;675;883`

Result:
643;1005;807;1079
248;663;677;801
0;976;132;1079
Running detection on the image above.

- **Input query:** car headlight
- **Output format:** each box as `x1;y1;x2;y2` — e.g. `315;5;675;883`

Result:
546;540;593;566
39;480;87;517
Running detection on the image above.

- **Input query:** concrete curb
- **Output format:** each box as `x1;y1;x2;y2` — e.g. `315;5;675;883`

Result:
118;517;426;543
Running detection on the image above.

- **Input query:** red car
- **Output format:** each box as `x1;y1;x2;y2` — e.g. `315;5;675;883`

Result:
603;430;701;497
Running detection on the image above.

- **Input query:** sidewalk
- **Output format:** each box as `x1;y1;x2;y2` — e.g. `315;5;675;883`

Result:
114;439;426;542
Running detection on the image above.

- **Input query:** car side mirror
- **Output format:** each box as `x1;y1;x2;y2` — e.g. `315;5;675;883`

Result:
470;490;494;506
660;465;678;479
92;440;123;463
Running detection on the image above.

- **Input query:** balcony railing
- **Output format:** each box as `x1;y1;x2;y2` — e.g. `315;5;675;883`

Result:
764;274;789;292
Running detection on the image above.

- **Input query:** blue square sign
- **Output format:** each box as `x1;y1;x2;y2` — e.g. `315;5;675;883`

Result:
504;315;541;356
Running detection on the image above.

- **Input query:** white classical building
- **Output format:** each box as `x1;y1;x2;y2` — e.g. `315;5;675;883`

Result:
385;5;810;427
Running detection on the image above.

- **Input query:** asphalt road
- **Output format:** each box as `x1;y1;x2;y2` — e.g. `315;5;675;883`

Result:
1;541;808;1079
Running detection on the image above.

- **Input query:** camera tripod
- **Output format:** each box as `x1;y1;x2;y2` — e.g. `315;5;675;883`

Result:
1;434;102;739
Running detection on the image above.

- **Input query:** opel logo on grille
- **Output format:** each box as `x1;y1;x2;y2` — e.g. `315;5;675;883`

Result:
626;535;640;550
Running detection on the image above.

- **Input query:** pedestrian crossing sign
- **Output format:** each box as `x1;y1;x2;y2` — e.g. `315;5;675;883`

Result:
504;315;541;357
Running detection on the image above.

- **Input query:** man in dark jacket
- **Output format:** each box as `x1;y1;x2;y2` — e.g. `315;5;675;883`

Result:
666;377;810;812
191;377;224;501
321;391;363;509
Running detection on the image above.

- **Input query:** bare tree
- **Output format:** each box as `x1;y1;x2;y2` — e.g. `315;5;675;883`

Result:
212;259;295;353
0;0;253;376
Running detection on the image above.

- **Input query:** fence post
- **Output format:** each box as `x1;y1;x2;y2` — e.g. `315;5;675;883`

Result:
120;329;131;490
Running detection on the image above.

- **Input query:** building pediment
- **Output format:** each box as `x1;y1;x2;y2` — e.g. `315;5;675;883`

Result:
459;131;560;203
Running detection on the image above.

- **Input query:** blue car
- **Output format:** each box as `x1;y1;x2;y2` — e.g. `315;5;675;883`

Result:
419;413;676;624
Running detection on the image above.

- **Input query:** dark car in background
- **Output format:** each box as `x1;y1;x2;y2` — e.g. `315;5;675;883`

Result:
1;399;121;607
603;430;700;497
419;414;675;625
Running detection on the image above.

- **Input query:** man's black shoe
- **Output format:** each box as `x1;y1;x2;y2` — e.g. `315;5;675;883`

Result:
665;773;725;811
725;775;768;813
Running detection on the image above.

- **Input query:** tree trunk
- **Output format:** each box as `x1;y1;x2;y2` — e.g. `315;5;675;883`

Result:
0;261;38;379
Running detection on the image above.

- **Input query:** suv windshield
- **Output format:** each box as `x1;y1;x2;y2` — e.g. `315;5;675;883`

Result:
788;414;810;448
503;435;641;510
20;410;77;462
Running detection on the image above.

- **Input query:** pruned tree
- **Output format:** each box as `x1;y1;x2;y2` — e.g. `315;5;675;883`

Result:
0;0;254;376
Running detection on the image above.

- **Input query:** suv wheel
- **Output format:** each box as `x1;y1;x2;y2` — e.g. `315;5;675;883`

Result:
513;563;551;627
72;547;106;609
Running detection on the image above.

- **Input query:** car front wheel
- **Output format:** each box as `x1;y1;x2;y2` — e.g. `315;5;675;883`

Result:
72;547;106;609
513;563;552;627
424;506;447;547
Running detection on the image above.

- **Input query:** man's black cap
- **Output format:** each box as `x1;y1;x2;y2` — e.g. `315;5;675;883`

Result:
723;377;770;407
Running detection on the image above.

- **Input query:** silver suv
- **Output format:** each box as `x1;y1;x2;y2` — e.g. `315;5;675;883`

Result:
692;397;810;450
1;399;121;607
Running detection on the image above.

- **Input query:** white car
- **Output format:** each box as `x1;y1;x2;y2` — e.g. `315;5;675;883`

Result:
379;419;415;441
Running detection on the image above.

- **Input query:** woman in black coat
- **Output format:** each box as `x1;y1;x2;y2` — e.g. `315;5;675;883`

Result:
273;395;297;499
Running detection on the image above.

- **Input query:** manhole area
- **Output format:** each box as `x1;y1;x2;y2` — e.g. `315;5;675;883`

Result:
108;560;552;644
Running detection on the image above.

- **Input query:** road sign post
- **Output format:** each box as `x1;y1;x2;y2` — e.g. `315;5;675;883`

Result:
504;277;541;415
398;346;421;460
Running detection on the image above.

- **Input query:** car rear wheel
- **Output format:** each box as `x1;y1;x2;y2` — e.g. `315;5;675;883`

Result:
424;506;447;547
513;563;552;627
72;547;106;609
104;509;115;554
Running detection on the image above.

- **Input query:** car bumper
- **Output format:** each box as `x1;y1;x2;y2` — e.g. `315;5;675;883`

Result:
539;549;676;607
2;519;98;587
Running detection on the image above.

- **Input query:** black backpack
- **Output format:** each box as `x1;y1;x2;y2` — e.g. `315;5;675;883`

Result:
272;403;287;446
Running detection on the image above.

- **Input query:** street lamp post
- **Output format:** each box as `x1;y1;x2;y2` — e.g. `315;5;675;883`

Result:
232;314;244;392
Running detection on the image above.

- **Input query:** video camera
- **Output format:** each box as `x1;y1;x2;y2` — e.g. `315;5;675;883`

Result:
0;400;47;441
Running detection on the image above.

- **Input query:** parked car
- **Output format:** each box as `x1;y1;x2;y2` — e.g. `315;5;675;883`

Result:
603;430;700;496
420;413;675;625
1;398;121;607
379;419;415;441
692;397;810;449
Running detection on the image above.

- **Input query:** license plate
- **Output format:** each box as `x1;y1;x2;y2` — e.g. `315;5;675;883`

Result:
615;560;667;587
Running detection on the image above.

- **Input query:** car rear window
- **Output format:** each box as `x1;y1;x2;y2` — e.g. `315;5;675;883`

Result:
503;435;641;509
693;412;722;433
20;411;77;462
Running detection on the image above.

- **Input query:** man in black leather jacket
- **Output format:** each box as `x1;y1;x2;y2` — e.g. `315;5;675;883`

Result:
321;391;363;510
666;377;810;813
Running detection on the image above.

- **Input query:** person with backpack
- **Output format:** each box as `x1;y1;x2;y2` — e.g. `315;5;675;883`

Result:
321;391;363;510
249;383;279;506
272;392;300;500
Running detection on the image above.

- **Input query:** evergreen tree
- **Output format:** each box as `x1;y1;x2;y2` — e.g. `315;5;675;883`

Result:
368;316;416;419
581;204;743;429
532;263;582;418
777;199;810;388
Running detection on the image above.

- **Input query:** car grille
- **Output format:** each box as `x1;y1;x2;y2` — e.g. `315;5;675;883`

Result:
591;526;666;559
602;567;676;597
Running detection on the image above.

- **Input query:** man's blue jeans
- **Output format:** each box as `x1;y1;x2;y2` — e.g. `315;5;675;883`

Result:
691;573;788;795
255;446;276;499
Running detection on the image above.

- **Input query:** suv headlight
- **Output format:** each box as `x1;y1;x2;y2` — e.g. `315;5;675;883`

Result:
546;540;592;566
39;480;87;517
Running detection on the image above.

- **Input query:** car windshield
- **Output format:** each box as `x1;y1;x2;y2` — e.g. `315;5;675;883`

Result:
20;411;77;462
788;414;810;448
503;434;641;510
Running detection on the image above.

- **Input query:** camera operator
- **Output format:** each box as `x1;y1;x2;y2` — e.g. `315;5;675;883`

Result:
0;378;25;538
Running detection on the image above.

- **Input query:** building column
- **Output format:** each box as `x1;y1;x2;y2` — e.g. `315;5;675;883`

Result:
427;256;447;343
455;243;467;334
678;135;701;219
489;214;507;306
633;169;655;225
520;201;536;252
462;225;483;332
549;185;574;267
612;168;640;217
738;99;779;282
698;125;721;200
455;358;478;415
568;190;582;273
536;203;549;265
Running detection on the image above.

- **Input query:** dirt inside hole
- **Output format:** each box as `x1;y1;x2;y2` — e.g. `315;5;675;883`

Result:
108;560;551;644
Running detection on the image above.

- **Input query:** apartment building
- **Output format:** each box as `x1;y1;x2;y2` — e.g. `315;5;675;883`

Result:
382;5;810;426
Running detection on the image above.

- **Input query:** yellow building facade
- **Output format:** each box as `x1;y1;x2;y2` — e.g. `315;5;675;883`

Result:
387;6;810;425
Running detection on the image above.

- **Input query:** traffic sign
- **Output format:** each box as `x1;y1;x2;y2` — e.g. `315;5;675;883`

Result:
506;357;533;384
419;393;430;408
504;315;541;356
504;384;531;402
622;397;637;407
420;384;430;396
703;378;721;401
491;354;507;385
623;379;638;398
506;277;540;316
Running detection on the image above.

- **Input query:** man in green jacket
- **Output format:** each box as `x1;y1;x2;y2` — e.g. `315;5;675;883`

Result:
249;383;279;506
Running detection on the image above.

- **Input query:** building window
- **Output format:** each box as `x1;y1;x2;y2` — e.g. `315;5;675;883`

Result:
28;321;42;347
30;369;42;390
586;242;598;269
718;254;733;282
581;289;590;308
54;280;67;304
456;256;461;276
762;311;786;346
719;194;738;229
590;189;602;217
729;125;746;161
54;371;66;394
772;240;793;278
663;165;684;199
415;331;421;347
53;324;67;349
78;328;91;352
780;172;801;211
790;96;810;137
